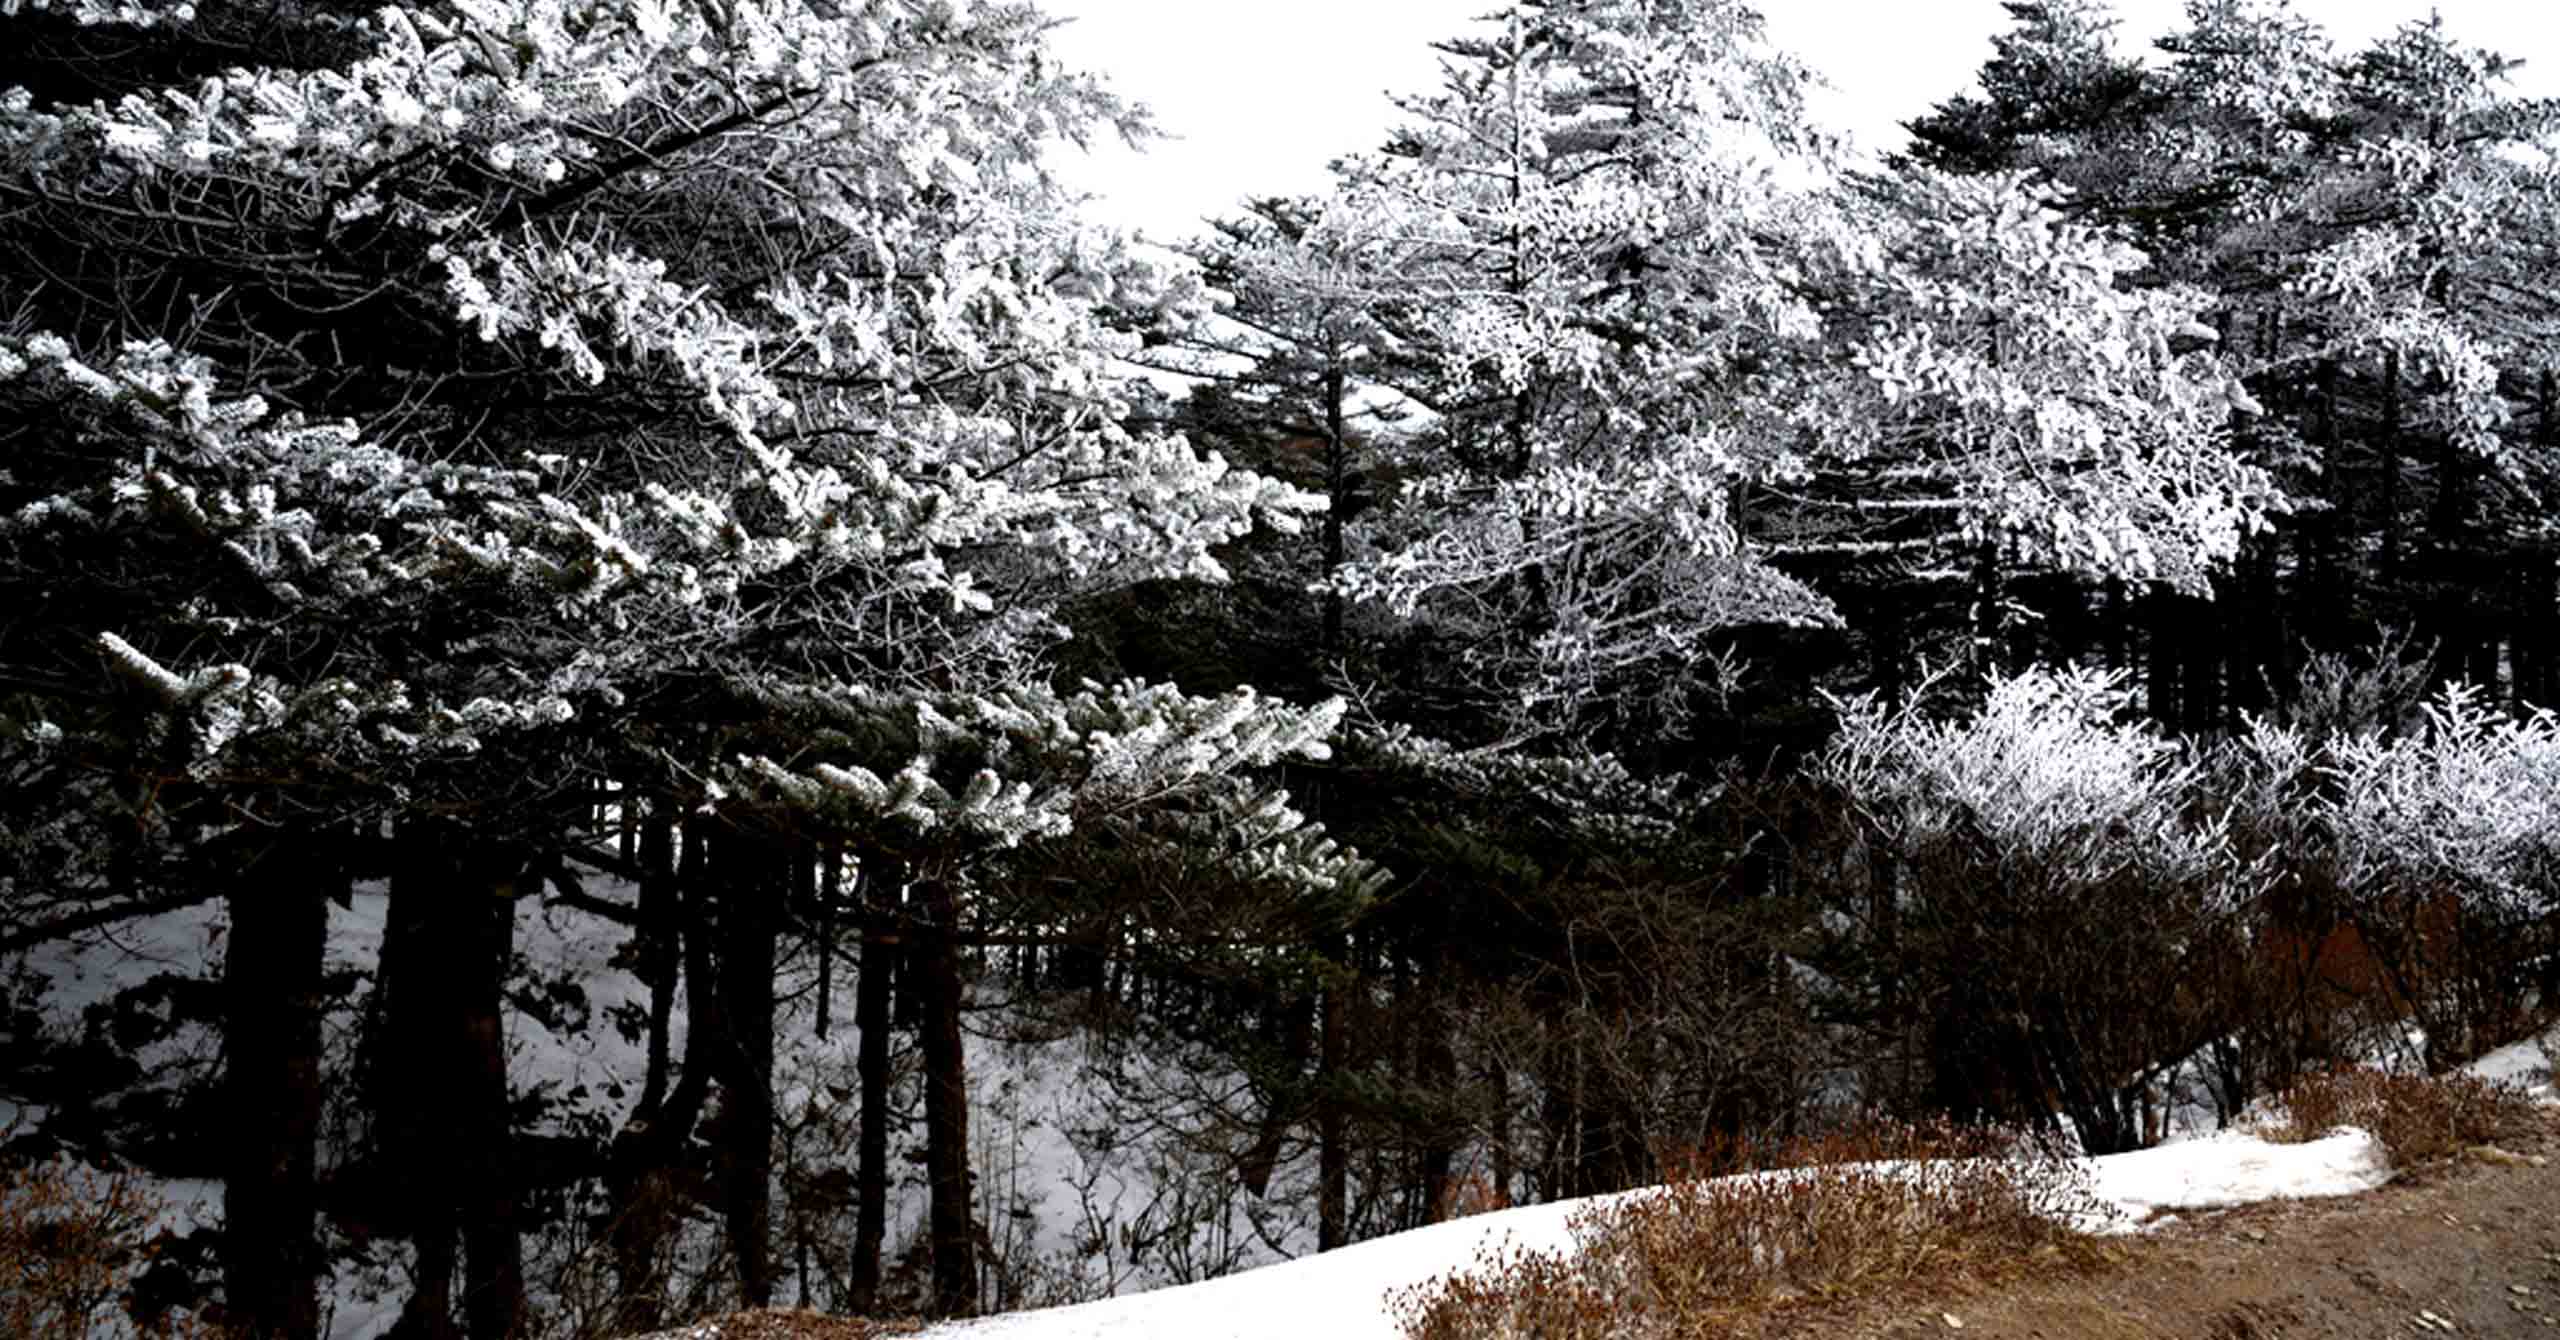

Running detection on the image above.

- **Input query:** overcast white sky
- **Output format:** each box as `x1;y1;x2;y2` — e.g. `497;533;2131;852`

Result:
1038;1;2560;240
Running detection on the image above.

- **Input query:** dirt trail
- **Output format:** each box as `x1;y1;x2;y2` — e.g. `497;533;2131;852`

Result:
1827;1114;2560;1340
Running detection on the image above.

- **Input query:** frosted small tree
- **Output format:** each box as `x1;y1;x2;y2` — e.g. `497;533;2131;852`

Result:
2320;684;2560;1069
1814;664;2245;1152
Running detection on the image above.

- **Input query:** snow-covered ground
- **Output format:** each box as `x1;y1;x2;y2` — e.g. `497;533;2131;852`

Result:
927;1030;2557;1340
924;1128;2395;1340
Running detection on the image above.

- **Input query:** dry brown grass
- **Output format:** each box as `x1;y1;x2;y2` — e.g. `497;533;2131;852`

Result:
2259;1065;2542;1166
1387;1117;2108;1340
0;1154;216;1338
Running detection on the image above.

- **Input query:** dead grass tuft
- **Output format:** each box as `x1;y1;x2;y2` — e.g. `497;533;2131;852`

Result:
2260;1066;2541;1166
1388;1116;2107;1340
0;1153;216;1338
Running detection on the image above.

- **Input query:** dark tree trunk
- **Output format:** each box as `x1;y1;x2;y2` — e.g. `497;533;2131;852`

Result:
376;831;457;1340
637;805;680;1117
1323;362;1348;658
376;826;528;1340
816;841;840;1040
220;839;336;1340
2380;348;2403;580
455;853;527;1340
1971;539;2003;677
849;854;900;1314
2312;358;2348;654
2184;591;2223;737
1413;981;1456;1224
1237;994;1311;1200
716;827;780;1308
2145;584;2181;729
1316;948;1349;1251
916;875;976;1316
606;800;683;1335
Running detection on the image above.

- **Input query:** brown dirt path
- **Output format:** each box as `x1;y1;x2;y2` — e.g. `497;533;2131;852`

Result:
1818;1113;2560;1340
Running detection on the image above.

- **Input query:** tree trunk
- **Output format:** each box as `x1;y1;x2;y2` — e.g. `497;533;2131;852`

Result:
1237;994;1311;1200
376;826;528;1340
376;829;456;1340
1414;975;1456;1225
716;827;780;1308
849;854;900;1314
456;850;527;1340
607;801;682;1335
2314;358;2348;653
1316;950;1350;1252
1323;362;1348;659
2381;348;2403;580
916;874;977;1316
2184;590;2223;737
2145;584;2181;729
816;841;840;1040
220;839;335;1340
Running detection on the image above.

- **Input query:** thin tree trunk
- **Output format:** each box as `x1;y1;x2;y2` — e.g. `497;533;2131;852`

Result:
2185;590;2223;737
457;850;527;1340
1323;361;1348;658
816;841;839;1040
607;800;682;1335
1317;945;1350;1251
1237;995;1311;1200
2315;358;2347;653
2381;348;2403;579
717;828;779;1308
1415;993;1457;1223
916;874;976;1316
377;826;457;1340
221;838;335;1340
849;855;899;1314
2145;584;2181;729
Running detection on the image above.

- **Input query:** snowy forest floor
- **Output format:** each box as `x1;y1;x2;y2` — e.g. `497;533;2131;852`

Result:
636;1112;2560;1340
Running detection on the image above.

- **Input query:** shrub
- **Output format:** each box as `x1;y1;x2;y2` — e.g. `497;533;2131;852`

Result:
0;1154;216;1338
2261;1067;2541;1166
1388;1117;2103;1339
2322;685;2560;1070
1810;664;2248;1154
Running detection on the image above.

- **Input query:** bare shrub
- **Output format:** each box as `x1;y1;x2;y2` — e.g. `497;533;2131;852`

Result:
2261;1067;2541;1166
1388;1117;2102;1339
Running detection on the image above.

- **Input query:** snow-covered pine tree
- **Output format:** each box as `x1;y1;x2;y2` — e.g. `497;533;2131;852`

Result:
1313;0;2279;741
1;0;1349;1326
1317;0;1847;738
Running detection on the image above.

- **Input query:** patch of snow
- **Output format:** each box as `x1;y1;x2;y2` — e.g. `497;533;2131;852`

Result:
2462;1031;2555;1101
925;1128;2399;1340
2077;1129;2391;1232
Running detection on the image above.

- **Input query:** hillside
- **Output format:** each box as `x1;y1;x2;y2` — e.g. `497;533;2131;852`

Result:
619;1040;2559;1340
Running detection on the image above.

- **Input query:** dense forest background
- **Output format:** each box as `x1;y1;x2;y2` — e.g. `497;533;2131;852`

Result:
1;0;2556;1336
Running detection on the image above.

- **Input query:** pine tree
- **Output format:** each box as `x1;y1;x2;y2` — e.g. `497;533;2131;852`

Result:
1;0;1353;1325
